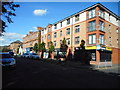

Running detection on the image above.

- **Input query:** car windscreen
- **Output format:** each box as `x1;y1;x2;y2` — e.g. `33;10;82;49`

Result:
1;54;13;58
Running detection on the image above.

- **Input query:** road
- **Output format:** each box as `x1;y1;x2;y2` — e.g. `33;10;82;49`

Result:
2;57;120;88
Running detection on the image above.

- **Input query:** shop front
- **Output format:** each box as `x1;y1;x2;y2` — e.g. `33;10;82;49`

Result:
85;45;112;65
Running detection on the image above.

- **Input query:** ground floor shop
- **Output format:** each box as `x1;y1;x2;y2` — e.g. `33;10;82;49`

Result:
85;45;120;65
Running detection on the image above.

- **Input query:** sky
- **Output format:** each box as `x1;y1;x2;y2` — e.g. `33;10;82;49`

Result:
0;2;119;46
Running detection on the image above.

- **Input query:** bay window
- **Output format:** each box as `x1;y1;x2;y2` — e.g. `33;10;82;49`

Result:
88;20;96;32
100;34;104;45
88;9;96;19
88;34;96;44
99;10;104;18
99;21;104;31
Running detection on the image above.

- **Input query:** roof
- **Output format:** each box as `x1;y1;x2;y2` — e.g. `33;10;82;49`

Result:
11;40;22;44
53;3;120;25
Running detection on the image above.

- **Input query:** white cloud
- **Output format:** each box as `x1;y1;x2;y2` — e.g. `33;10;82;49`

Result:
0;32;25;46
33;27;37;30
29;27;38;32
33;9;47;16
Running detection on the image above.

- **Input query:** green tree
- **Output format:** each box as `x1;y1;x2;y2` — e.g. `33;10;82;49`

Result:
33;43;38;53
0;1;20;36
60;37;68;52
48;41;55;59
80;40;85;50
48;41;55;53
38;42;46;58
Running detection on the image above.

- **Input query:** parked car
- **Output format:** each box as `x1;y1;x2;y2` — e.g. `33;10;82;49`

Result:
29;53;40;59
0;52;16;67
9;51;14;57
22;53;29;58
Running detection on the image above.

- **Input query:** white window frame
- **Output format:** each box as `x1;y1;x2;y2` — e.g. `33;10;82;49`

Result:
66;38;70;45
75;25;80;33
54;32;57;38
66;28;70;35
100;34;104;45
75;36;80;44
88;34;96;44
67;18;70;25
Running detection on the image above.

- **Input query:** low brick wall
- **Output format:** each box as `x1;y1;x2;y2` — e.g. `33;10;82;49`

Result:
112;48;120;64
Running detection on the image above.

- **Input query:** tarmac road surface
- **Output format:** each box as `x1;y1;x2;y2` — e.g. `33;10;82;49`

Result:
2;57;120;88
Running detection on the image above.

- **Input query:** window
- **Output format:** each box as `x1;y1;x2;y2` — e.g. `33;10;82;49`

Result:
67;18;70;25
60;30;62;37
42;30;44;34
91;53;96;61
54;24;57;29
100;34;104;45
99;21;104;31
117;39;119;44
48;27;51;32
109;37;112;45
60;40;62;46
66;38;70;45
66;28;70;35
42;37;44;42
88;20;96;32
60;22;62;27
54;41;56;46
75;25;80;33
88;34;96;44
109;25;111;33
99;10;104;18
48;34;50;40
75;36;80;44
88;9;96;19
75;14;79;22
116;28;118;33
54;32;57;38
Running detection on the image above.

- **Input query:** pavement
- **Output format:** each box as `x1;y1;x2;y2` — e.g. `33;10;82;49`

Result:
93;64;120;74
45;58;120;75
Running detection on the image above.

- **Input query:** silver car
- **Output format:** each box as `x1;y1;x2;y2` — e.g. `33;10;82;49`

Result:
29;53;40;59
0;52;16;67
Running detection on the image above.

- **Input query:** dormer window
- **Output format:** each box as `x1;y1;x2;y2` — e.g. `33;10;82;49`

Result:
54;24;57;29
88;9;96;19
75;14;79;22
67;18;70;25
99;10;104;18
60;22;62;27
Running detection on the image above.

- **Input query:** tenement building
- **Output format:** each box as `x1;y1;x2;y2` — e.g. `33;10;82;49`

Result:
10;40;22;54
23;31;39;53
23;3;120;64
